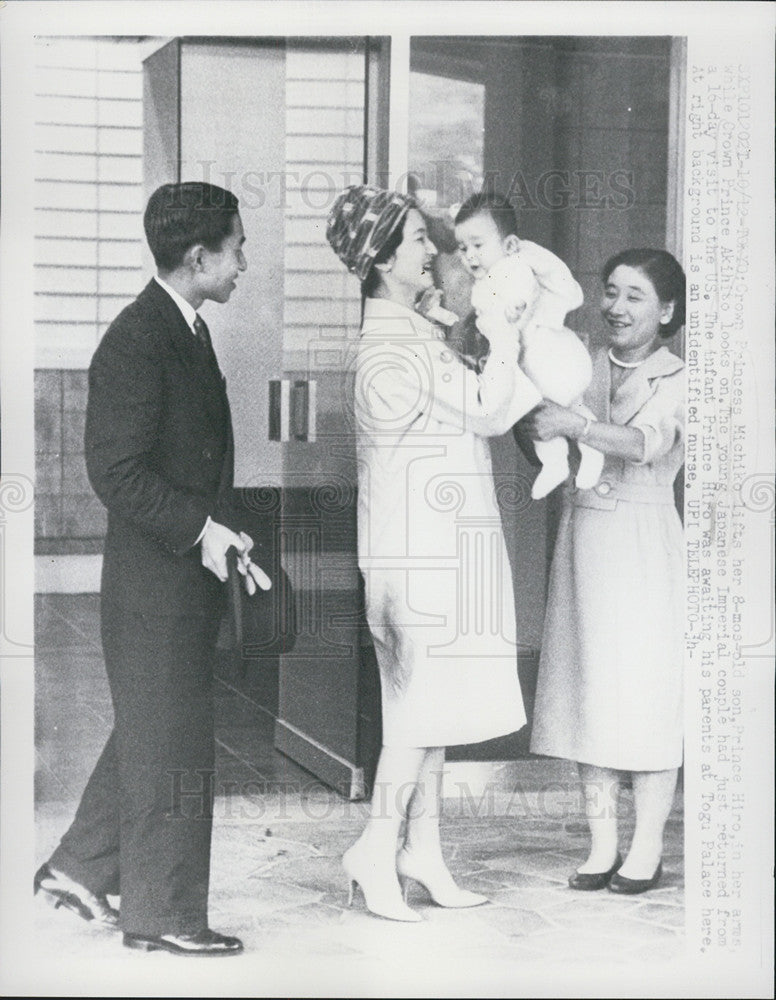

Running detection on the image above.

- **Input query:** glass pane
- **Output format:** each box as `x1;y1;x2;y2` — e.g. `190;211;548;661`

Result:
408;71;484;211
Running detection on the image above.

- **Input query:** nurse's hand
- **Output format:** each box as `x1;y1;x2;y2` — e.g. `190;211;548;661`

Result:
519;400;580;441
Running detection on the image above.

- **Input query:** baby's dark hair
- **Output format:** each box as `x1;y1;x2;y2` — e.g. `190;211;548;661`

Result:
602;248;686;337
454;191;518;240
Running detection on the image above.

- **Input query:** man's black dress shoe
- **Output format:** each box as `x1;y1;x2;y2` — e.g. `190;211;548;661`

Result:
123;928;244;957
34;863;119;927
568;853;623;891
608;860;663;895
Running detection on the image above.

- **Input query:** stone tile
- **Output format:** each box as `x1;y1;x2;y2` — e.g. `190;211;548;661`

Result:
479;849;573;881
245;841;326;878
330;903;503;962
467;902;554;938
37;645;106;675
488;885;571;912
465;867;563;890
36;592;101;633
213;878;323;920
524;926;635;961
36;705;112;754
252;853;343;893
424;855;500;880
36;656;109;709
453;837;544;859
633;901;685;928
629;936;686;963
550;906;684;944
31;593;688;981
435;818;509;841
269;899;347;927
35;753;71;801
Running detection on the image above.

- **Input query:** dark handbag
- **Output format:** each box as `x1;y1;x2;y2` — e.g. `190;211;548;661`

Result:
226;544;296;678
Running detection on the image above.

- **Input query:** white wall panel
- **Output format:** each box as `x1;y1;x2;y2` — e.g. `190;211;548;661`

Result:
34;37;148;369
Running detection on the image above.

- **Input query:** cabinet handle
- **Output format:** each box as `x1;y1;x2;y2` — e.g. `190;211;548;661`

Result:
292;379;317;443
268;379;290;441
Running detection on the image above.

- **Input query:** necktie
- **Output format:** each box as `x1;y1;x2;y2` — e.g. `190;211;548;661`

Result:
193;314;224;384
193;314;212;354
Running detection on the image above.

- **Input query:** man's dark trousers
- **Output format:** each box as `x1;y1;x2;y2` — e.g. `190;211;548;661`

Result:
49;280;237;936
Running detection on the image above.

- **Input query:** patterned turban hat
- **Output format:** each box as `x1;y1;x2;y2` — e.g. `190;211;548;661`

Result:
326;185;415;281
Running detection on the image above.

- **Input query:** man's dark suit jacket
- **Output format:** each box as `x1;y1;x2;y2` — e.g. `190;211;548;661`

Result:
85;278;238;617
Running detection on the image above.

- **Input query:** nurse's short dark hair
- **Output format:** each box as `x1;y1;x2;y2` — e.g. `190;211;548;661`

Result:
144;182;239;271
602;248;686;337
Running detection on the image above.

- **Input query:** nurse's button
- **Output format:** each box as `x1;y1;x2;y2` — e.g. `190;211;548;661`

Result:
595;481;612;496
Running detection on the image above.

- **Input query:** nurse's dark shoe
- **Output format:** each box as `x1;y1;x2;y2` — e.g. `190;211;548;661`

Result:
608;860;663;895
568;853;622;891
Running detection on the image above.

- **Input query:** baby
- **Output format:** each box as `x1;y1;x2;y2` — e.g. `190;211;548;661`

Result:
454;191;603;500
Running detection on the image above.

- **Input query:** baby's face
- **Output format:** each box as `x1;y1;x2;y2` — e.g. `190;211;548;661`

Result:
455;211;510;280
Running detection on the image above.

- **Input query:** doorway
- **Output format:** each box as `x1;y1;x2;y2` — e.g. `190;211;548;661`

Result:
143;34;684;796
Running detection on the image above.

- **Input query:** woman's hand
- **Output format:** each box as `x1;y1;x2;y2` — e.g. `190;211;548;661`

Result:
519;400;581;441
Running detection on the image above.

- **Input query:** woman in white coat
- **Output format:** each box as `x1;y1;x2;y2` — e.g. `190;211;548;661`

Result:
524;249;686;895
326;185;542;921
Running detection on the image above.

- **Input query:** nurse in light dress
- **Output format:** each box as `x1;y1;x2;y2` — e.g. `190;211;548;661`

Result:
326;185;541;921
523;249;686;895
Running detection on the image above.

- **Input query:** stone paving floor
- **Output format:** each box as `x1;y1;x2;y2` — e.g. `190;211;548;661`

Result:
26;594;687;997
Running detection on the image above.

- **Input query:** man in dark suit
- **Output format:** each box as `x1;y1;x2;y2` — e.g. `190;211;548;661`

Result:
35;182;269;957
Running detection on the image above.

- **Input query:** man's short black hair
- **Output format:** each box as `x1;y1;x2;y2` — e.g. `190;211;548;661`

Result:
144;182;240;272
454;191;518;240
